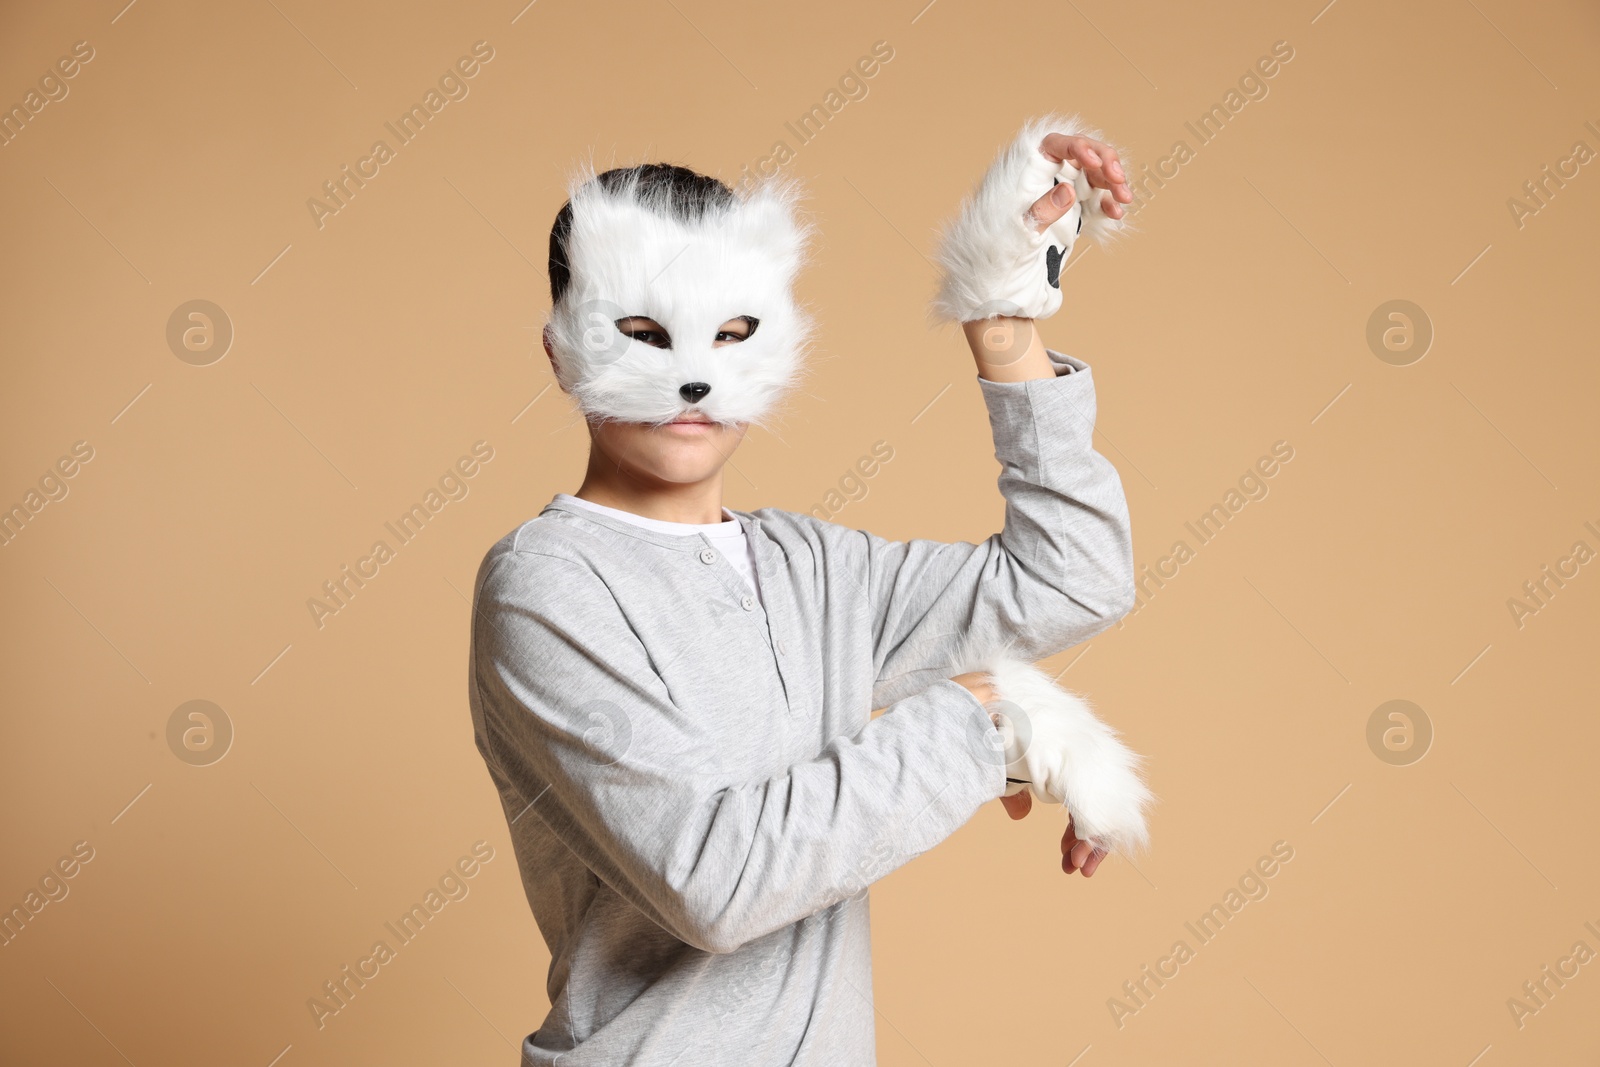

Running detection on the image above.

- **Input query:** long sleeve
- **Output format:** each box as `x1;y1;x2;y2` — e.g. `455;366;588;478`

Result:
469;549;1006;957
865;350;1136;708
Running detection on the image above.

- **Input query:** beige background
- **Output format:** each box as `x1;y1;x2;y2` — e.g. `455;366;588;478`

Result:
3;0;1598;1063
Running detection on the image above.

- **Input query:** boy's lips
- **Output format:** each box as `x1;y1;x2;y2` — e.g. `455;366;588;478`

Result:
662;415;713;433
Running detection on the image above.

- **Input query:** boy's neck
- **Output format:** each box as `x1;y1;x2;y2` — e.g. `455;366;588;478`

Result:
574;463;728;525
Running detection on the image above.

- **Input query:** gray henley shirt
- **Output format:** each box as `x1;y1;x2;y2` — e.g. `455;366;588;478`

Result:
466;349;1135;1065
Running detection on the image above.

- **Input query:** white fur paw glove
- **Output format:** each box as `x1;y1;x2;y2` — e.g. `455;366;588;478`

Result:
930;113;1129;324
986;657;1152;856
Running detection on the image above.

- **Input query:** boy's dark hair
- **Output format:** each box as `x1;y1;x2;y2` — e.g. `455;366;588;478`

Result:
548;164;737;307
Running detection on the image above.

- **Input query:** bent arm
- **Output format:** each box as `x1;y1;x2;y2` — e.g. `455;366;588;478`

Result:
865;324;1135;707
470;551;1005;956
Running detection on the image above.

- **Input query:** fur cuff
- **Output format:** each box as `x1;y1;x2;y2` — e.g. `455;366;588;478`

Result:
929;113;1131;325
982;655;1152;856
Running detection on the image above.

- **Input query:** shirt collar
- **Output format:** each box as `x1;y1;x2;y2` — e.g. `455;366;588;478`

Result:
540;495;763;552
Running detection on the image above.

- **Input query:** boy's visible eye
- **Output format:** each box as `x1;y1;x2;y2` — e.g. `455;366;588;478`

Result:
615;318;672;349
715;315;760;346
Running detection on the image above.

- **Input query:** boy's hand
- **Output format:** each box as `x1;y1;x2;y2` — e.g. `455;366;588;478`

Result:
999;789;1031;820
951;671;998;707
929;114;1135;326
1062;817;1109;877
997;791;1108;878
958;669;1118;877
1024;133;1134;233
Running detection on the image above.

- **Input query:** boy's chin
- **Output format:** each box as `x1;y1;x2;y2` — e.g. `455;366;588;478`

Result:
631;450;734;486
595;420;745;484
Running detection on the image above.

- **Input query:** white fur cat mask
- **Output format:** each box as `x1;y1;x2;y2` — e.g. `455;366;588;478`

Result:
546;167;817;427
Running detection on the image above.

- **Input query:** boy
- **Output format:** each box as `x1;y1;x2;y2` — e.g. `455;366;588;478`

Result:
467;115;1139;1065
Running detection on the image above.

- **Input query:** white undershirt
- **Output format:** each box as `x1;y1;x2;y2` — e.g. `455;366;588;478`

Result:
552;494;764;606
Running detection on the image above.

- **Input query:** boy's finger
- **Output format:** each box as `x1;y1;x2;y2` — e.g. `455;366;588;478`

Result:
1026;183;1074;233
1080;849;1108;878
1000;790;1032;820
1038;131;1081;164
1069;142;1102;171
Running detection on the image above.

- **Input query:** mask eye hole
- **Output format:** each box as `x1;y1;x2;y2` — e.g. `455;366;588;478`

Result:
615;317;671;349
715;315;760;346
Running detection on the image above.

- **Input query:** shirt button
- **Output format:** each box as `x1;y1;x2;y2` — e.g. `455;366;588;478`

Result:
777;640;786;656
740;595;756;611
699;548;716;564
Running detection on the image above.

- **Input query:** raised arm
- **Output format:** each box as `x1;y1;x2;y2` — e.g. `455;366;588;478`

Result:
469;549;1007;955
866;116;1138;708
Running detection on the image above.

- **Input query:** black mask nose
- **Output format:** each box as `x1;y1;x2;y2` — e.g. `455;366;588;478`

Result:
679;382;712;403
